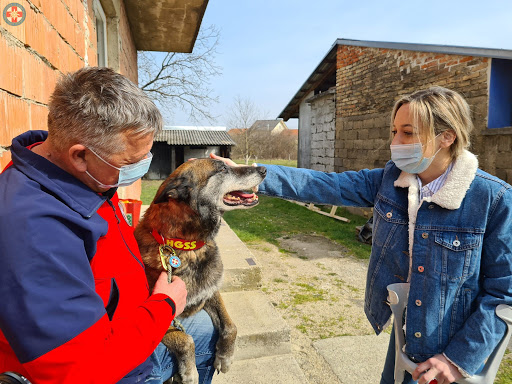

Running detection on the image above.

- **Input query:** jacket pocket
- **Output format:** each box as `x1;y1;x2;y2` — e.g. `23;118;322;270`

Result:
105;278;120;321
434;232;481;281
373;197;408;247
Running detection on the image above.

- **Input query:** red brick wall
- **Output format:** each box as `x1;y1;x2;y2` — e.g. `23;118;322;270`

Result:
334;45;494;175
1;0;140;198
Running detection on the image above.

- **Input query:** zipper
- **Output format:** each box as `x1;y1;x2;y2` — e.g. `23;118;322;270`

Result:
106;198;145;270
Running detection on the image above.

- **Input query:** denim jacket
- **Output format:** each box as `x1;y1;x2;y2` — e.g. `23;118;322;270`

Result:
257;150;512;375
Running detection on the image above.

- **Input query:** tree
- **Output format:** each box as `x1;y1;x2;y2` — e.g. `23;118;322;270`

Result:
226;96;262;164
138;25;222;124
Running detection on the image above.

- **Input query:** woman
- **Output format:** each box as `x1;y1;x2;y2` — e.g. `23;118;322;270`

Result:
213;86;512;384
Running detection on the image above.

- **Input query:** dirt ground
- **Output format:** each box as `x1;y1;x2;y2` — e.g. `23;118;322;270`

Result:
246;234;378;384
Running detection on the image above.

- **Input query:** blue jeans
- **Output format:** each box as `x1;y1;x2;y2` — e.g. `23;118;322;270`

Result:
145;310;219;384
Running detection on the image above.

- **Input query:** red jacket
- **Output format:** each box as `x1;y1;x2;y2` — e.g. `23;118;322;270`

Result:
0;131;175;383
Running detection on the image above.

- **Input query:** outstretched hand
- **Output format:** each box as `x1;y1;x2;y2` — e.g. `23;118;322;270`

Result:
209;153;239;167
412;354;463;384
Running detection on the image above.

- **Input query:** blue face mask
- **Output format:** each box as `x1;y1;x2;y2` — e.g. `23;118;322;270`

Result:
390;134;441;174
86;147;153;188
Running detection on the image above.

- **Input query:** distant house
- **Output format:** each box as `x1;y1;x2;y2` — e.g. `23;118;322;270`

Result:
250;120;289;135
279;38;512;181
146;126;236;179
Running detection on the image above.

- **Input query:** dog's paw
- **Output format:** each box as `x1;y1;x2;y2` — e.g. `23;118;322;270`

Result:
214;354;233;374
178;366;199;384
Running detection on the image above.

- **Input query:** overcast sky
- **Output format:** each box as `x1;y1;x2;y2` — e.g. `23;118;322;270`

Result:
150;0;512;129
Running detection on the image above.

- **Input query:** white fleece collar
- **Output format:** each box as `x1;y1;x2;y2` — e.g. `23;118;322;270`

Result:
393;150;478;281
393;150;478;210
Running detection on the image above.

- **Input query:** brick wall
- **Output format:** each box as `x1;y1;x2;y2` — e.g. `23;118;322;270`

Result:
308;89;336;172
0;0;140;197
334;45;495;176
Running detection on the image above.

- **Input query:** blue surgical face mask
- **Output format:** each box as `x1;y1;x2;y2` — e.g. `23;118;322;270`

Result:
390;134;441;174
86;147;153;188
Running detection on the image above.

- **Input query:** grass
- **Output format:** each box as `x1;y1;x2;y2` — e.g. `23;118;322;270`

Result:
496;352;512;384
141;180;162;205
223;195;372;259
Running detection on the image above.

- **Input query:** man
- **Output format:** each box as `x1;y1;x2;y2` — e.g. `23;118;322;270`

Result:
0;67;217;383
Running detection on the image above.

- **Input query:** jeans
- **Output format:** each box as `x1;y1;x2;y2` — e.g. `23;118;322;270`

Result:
145;310;219;384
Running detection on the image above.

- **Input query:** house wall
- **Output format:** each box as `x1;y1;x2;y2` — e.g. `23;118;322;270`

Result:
333;45;512;180
185;146;220;161
0;0;140;196
307;89;336;172
298;90;314;169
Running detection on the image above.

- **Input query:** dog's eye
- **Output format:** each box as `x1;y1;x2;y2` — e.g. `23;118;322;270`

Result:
220;165;229;173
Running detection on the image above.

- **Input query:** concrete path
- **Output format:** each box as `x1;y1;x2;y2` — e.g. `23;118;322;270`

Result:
313;334;390;383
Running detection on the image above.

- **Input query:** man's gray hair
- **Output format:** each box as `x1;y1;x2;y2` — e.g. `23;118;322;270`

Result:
48;67;162;155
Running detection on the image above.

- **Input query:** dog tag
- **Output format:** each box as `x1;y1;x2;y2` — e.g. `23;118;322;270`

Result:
169;255;181;268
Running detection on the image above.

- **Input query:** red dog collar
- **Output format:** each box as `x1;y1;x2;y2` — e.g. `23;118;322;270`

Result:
151;229;206;251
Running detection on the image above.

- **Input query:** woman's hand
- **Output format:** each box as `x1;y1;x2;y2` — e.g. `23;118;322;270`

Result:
412;354;463;384
209;153;239;167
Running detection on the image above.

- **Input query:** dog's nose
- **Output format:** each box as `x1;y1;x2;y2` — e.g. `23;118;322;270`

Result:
257;166;266;178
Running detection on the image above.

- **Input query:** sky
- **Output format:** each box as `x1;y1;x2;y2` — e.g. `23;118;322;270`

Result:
150;0;512;129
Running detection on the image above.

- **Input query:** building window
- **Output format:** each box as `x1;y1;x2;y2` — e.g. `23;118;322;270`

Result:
488;58;512;129
93;0;108;67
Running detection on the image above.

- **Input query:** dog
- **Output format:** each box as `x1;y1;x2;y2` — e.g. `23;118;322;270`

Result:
134;158;266;383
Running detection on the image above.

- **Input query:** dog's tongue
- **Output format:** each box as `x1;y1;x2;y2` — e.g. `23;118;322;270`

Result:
231;191;255;199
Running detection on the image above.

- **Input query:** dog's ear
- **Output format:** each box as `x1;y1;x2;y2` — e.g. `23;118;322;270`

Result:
153;176;191;204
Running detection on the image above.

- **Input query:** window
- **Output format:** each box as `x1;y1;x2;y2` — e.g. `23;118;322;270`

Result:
488;58;512;129
93;0;107;67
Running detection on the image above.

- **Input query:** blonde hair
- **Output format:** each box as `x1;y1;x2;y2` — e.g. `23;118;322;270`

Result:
391;86;473;160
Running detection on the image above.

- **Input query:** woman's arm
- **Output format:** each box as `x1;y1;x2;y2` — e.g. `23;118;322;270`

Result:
211;154;386;207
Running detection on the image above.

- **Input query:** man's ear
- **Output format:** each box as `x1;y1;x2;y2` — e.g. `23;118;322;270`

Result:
68;144;88;173
440;130;456;149
153;176;191;204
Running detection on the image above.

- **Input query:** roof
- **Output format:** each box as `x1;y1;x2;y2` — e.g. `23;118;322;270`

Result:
250;120;286;131
154;129;236;146
278;38;512;121
124;0;209;52
163;126;227;131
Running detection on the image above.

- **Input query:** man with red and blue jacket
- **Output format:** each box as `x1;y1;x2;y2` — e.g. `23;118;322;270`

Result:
0;67;217;383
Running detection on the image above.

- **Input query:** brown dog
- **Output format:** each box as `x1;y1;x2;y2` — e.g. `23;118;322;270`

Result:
134;158;266;383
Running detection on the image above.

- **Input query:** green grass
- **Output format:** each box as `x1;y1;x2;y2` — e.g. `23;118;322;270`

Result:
233;158;297;167
223;195;371;259
141;180;163;205
496;353;512;384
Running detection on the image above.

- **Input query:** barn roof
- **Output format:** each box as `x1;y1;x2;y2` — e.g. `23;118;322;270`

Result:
154;129;236;146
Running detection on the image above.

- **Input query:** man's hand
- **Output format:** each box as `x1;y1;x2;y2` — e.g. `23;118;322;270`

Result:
412;354;463;384
153;273;187;317
209;153;239;167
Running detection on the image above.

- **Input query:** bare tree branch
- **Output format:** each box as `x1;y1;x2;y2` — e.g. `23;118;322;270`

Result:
138;25;222;124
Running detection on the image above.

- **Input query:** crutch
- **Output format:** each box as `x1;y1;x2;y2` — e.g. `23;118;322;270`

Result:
387;283;512;384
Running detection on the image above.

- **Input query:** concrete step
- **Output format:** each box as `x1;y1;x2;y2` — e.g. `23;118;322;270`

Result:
313;333;390;383
221;290;291;361
218;220;262;292
213;354;308;384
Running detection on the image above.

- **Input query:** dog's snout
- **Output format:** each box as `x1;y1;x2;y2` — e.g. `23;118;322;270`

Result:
257;166;266;178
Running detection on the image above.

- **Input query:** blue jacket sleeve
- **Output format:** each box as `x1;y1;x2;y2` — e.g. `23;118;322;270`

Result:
257;164;385;207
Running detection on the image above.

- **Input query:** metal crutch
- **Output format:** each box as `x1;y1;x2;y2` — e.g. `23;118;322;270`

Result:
387;283;512;384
